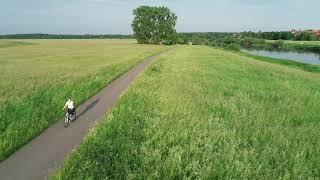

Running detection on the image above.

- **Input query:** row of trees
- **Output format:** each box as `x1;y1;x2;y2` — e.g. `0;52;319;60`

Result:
239;31;319;41
3;32;316;42
176;31;320;45
2;32;316;42
0;34;133;39
174;33;291;51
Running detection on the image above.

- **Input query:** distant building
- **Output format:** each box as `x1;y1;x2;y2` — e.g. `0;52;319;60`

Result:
292;29;320;36
305;29;320;36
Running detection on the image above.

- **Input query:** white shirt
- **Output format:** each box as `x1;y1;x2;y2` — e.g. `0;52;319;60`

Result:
65;100;74;109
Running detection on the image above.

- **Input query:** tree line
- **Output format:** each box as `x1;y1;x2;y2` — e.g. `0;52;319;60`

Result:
176;31;319;45
2;31;317;43
241;31;319;41
0;34;133;39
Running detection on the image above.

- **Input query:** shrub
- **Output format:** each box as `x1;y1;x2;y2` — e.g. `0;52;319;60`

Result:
192;35;205;45
176;37;186;44
272;40;284;49
226;43;241;51
254;39;266;44
207;41;217;47
241;37;255;48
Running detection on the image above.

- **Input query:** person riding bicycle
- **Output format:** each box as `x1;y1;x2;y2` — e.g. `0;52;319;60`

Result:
63;98;75;116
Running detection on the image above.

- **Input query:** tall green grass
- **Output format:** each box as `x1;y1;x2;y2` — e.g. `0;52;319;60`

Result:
54;46;320;179
0;39;167;160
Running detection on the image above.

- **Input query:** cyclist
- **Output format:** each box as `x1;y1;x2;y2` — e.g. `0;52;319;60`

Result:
63;98;75;116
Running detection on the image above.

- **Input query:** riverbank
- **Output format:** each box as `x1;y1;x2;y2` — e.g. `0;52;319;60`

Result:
254;40;320;53
240;51;320;73
242;48;320;65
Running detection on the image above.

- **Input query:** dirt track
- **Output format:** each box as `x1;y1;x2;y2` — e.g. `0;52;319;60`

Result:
0;51;166;180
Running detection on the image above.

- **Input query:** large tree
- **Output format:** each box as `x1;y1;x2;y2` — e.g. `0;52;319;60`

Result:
132;6;177;44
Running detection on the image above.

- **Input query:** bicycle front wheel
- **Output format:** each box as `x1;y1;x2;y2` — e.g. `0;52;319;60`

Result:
64;116;70;128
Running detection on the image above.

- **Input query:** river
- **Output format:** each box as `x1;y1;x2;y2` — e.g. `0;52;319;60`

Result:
242;49;320;65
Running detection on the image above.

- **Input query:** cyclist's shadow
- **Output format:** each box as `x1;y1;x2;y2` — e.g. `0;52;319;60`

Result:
75;98;100;121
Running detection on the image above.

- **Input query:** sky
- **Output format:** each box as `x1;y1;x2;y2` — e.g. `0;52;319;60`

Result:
1;0;320;35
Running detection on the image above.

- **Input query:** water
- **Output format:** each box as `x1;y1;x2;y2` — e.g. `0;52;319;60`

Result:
242;49;320;65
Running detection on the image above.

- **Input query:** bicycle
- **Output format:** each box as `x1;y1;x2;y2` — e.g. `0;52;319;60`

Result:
64;110;76;128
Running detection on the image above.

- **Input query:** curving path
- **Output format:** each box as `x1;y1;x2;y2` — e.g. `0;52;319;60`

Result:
0;51;167;180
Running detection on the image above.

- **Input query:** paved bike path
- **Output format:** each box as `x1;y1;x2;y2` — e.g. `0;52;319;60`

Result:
0;51;166;180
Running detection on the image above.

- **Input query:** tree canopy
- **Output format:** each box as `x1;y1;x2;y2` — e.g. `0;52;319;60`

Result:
131;6;177;45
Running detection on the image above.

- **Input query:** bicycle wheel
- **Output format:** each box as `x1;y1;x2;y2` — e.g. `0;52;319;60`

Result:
64;115;70;128
73;111;77;121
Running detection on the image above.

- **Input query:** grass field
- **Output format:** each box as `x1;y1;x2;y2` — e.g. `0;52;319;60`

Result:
54;46;320;179
0;39;167;160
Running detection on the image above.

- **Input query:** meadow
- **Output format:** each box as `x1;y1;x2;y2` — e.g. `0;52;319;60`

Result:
54;46;320;179
0;39;167;160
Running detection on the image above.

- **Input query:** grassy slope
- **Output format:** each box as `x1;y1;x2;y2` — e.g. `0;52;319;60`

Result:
0;39;167;160
54;46;320;179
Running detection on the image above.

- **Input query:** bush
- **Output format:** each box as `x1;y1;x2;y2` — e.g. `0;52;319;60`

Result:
272;40;284;49
163;33;178;45
224;36;241;44
203;39;210;45
207;41;217;47
213;38;228;47
192;35;205;45
226;43;241;51
176;37;186;44
254;39;266;44
241;37;255;48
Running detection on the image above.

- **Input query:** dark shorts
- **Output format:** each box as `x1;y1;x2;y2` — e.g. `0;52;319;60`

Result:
67;108;75;115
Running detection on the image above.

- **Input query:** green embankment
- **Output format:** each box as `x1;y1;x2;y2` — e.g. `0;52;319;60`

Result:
54;46;320;179
0;39;167;160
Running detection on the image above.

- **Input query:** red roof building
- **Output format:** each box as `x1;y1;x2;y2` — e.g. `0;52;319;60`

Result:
292;29;320;36
304;29;320;36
